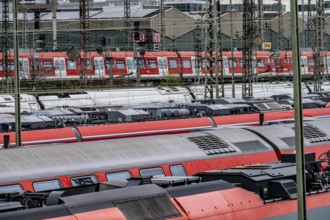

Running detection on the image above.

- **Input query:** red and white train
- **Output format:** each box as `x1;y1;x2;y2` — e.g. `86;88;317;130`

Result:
2;50;325;80
0;51;330;79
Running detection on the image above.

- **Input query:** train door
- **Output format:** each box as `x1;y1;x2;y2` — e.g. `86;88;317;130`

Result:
126;57;135;77
54;57;66;79
324;56;330;75
19;58;30;79
94;57;105;78
222;57;229;76
157;57;168;77
104;57;113;78
300;56;308;76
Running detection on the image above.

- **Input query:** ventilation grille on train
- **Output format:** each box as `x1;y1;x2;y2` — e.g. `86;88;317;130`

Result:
293;125;330;143
233;140;269;153
187;135;236;155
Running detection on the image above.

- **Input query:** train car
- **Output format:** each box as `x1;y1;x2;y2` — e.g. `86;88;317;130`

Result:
1;107;330;147
0;50;286;81
0;119;330;193
272;50;329;77
0;150;329;219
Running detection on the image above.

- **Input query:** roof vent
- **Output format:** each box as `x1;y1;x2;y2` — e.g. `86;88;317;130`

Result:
303;125;330;143
187;135;236;155
269;179;297;199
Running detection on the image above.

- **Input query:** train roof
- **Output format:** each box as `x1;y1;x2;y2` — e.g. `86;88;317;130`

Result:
1;119;330;185
0;124;280;184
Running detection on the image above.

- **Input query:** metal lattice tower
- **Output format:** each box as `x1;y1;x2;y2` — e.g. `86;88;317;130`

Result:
124;0;131;48
80;0;90;81
194;20;202;84
160;0;165;51
204;0;223;99
307;0;313;47
80;0;89;52
313;0;325;92
257;0;264;42
2;0;10;92
277;0;283;50
242;0;256;97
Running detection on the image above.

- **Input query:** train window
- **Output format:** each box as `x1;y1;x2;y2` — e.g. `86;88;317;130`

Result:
100;59;104;70
131;59;136;69
162;59;167;68
9;62;14;70
33;180;62;192
23;60;29;71
55;60;60;70
127;60;132;69
139;59;146;69
286;57;291;64
257;59;265;68
169;59;178;68
94;59;99;70
105;59;113;70
229;58;237;68
106;171;132;181
240;59;245;67
158;59;163;69
183;60;191;68
148;60;157;69
223;57;228;68
308;59;315;67
71;175;98;186
192;59;196;68
202;60;206;68
67;61;76;70
327;58;330;67
170;165;187;176
0;62;2;71
0;184;23;193
60;60;65;70
140;167;164;177
116;60;125;69
43;61;53;70
85;60;92;70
